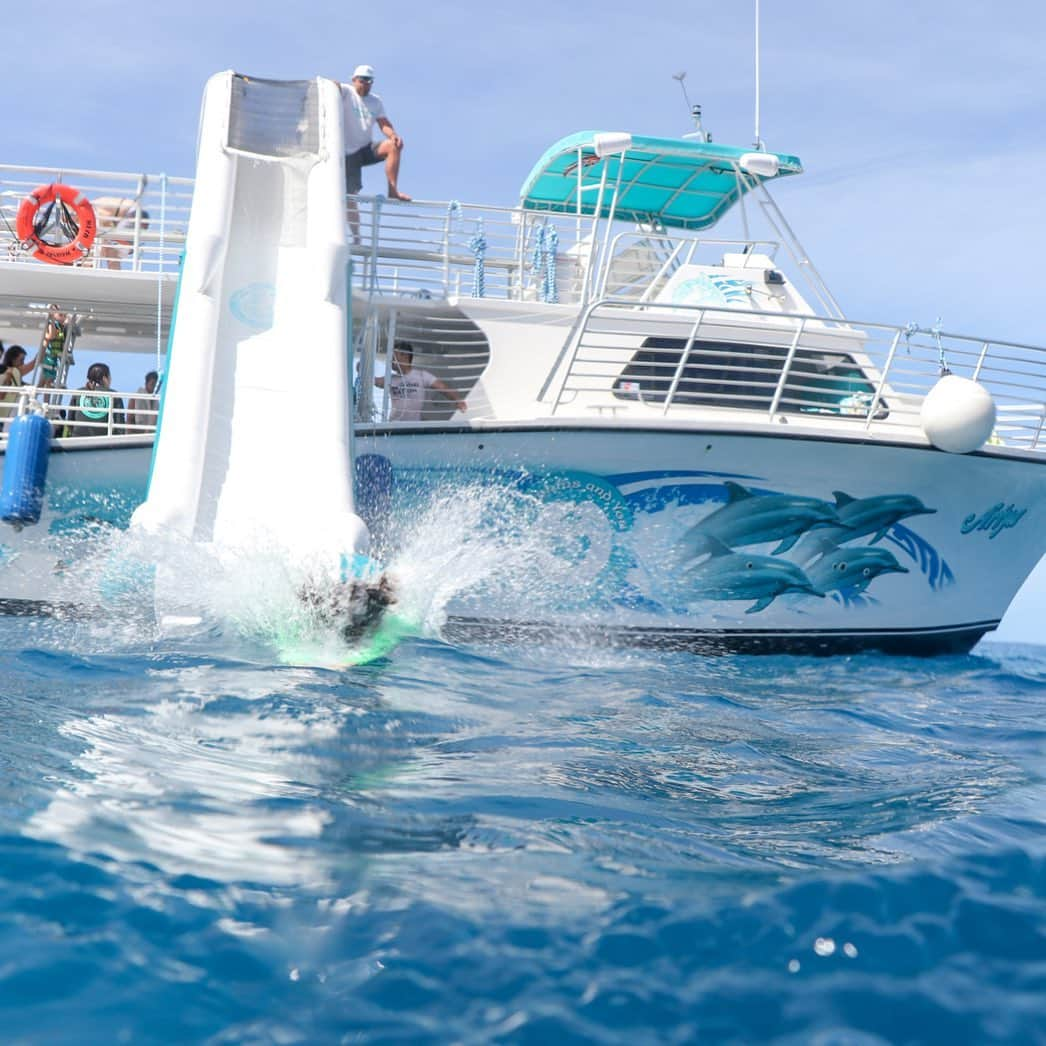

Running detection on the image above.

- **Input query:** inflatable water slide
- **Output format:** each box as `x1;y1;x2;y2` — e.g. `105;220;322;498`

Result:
132;72;369;575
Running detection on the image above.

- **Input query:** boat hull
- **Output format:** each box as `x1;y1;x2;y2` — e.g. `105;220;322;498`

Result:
2;428;1043;655
355;426;1046;655
0;442;152;605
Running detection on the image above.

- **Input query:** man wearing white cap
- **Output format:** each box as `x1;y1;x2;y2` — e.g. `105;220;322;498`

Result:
342;64;410;204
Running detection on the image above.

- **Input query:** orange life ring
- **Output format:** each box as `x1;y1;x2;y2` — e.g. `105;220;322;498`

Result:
15;183;97;266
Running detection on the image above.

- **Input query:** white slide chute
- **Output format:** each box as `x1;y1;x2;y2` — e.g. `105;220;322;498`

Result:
132;72;368;575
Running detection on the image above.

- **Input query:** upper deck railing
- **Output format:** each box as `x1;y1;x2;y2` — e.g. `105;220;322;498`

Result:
349;195;804;308
0;164;192;276
0;164;808;311
350;196;596;302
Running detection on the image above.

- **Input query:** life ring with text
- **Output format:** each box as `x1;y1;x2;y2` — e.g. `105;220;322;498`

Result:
15;184;97;266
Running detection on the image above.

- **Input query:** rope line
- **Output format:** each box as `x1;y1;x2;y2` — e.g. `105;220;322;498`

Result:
468;218;487;299
529;223;559;303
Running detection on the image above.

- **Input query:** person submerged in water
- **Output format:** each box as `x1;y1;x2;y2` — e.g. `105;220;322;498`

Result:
298;573;397;642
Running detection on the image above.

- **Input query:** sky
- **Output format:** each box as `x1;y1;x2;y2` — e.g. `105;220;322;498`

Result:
5;0;1045;640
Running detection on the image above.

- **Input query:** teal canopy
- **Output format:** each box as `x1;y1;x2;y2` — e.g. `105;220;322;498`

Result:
518;131;802;231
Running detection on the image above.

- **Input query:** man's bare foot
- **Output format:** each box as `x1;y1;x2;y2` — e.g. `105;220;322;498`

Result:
387;188;412;202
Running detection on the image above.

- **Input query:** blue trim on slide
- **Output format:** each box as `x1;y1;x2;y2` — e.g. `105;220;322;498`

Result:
143;250;185;497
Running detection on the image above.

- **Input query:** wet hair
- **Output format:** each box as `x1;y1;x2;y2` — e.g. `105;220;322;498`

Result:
393;340;414;360
298;575;397;642
86;362;111;387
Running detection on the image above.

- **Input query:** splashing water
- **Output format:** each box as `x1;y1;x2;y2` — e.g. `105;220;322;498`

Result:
34;479;626;663
379;480;637;632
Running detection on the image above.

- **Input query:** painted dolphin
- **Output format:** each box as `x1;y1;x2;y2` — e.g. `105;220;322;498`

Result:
793;491;937;564
683;537;824;613
679;481;843;560
806;546;909;596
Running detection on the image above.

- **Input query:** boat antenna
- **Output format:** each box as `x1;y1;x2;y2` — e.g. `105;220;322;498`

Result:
753;0;765;150
673;71;709;143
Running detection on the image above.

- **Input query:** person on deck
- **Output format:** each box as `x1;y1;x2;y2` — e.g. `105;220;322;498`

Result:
128;370;159;430
66;362;125;438
341;64;410;242
91;197;150;270
375;340;467;422
39;304;73;389
0;345;38;431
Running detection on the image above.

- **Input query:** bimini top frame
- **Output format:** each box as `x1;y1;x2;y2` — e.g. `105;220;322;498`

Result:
518;131;803;231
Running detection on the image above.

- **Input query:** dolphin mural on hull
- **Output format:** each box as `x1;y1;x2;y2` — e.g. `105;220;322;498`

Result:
806;546;909;596
678;481;843;561
793;491;937;564
682;537;824;613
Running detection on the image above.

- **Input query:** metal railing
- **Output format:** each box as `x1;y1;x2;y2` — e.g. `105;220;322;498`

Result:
0;164;191;276
0;164;814;313
600;233;782;302
4;166;1042;453
352;300;490;424
348;196;794;307
544;299;1046;451
350;197;592;302
0;386;159;439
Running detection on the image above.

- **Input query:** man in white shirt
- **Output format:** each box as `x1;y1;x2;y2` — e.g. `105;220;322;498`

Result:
375;341;467;422
342;64;411;203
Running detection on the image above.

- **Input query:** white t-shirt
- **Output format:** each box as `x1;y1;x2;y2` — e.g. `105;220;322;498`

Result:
388;368;436;421
341;84;387;153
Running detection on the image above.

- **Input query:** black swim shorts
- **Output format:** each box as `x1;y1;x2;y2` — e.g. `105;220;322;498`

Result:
345;143;384;194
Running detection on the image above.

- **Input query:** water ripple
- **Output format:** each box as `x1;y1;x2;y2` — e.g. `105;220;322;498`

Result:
0;626;1045;1040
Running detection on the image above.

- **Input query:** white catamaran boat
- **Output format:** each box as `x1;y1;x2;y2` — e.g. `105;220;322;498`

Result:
1;71;1044;654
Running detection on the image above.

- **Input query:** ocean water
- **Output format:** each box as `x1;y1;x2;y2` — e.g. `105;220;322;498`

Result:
2;604;1046;1042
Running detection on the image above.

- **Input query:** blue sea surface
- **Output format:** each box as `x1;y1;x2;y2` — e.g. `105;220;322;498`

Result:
2;618;1045;1043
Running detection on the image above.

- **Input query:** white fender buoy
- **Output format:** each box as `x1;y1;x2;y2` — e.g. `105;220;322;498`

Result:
920;374;996;454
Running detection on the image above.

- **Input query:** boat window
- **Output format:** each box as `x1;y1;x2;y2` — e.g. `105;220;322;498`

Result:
612;336;885;416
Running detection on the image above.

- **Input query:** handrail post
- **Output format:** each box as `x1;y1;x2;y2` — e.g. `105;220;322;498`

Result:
1032;406;1046;450
754;180;844;321
767;317;808;418
865;327;904;431
640;238;685;302
442;204;454;294
971;340;990;381
597;230;627;299
131;174;147;272
548;297;606;414
513;210;526;301
368;196;382;294
353;316;373;422
379;309;398;422
156;173;168;368
580;163;610;305
662;310;706;415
